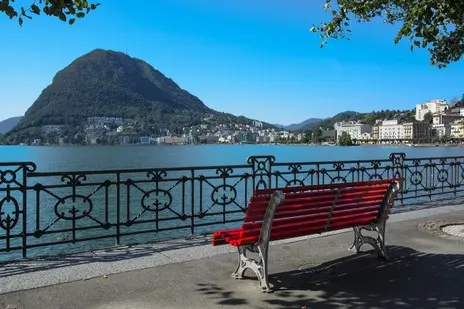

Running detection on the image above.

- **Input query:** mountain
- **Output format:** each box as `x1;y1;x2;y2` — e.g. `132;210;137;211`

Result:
10;49;273;140
279;118;323;132
0;116;23;134
273;118;323;132
315;109;415;130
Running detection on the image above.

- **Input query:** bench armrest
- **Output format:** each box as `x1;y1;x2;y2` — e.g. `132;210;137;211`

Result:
257;190;285;247
377;180;401;223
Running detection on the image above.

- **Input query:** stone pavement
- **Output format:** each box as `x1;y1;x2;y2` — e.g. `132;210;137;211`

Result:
1;205;464;309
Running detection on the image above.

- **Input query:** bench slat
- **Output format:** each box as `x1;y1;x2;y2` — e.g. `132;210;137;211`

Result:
244;196;384;221
248;190;387;210
250;185;389;203
243;200;380;223
243;207;380;231
253;179;400;196
237;212;379;246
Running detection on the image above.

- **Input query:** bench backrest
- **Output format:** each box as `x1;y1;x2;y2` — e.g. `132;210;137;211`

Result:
239;179;401;244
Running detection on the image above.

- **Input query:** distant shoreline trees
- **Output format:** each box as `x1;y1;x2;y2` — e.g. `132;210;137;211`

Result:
337;131;353;146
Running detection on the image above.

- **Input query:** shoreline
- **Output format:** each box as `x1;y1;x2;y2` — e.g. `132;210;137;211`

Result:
1;143;463;148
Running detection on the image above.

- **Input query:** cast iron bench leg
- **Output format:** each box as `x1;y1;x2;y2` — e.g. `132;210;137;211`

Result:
350;222;389;261
231;244;272;293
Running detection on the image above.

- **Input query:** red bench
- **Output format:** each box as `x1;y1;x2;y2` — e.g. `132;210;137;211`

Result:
212;179;402;292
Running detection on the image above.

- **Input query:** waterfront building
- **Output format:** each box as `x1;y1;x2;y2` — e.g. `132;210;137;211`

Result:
403;122;432;140
450;120;464;139
378;120;405;140
432;113;464;125
140;136;150;144
334;122;372;141
432;124;451;137
321;129;336;139
415;99;448;121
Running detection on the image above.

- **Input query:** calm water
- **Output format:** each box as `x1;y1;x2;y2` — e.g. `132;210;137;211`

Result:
1;144;463;260
1;144;463;172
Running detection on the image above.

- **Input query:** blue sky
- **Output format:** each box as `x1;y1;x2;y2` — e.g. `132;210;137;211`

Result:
1;0;463;125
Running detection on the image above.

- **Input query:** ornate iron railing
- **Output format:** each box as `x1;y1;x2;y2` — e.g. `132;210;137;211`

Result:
1;152;464;259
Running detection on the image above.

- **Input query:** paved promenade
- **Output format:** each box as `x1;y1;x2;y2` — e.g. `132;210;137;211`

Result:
1;204;464;309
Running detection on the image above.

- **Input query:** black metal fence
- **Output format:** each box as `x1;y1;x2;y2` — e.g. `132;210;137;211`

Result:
1;152;464;259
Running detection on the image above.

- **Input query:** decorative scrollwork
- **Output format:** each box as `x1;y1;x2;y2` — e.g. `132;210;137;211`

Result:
437;169;448;183
331;177;346;184
389;153;406;165
0;170;16;184
412;159;422;166
285;179;305;187
255;180;268;190
369;174;383;180
60;174;87;185
247;156;275;173
147;170;167;181
216;167;233;178
409;171;422;186
211;184;237;205
141;189;172;211
54;195;93;220
23;162;37;173
0;195;20;230
333;162;344;171
371;161;381;168
288;164;302;173
247;155;275;166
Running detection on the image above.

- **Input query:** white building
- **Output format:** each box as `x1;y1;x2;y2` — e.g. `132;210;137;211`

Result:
432;124;451;137
334;122;372;141
450;108;464;116
378;120;405;140
358;132;372;140
252;120;263;128
432;113;464;125
415;99;448;121
269;133;277;143
451;120;464;139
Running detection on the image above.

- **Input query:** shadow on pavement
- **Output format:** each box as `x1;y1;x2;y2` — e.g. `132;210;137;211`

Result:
198;246;464;309
0;234;211;278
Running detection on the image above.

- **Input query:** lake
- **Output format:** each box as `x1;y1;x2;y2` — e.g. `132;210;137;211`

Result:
1;144;463;260
1;144;463;172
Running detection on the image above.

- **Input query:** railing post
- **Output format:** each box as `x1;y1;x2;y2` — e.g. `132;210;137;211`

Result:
389;153;406;205
190;169;195;235
21;165;29;258
116;172;121;245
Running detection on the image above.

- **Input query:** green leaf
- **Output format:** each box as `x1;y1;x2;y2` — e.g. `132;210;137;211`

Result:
59;12;66;21
31;4;40;15
69;18;76;25
76;12;85;18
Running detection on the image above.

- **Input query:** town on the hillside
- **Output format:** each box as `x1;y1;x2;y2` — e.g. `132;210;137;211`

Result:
11;99;464;146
